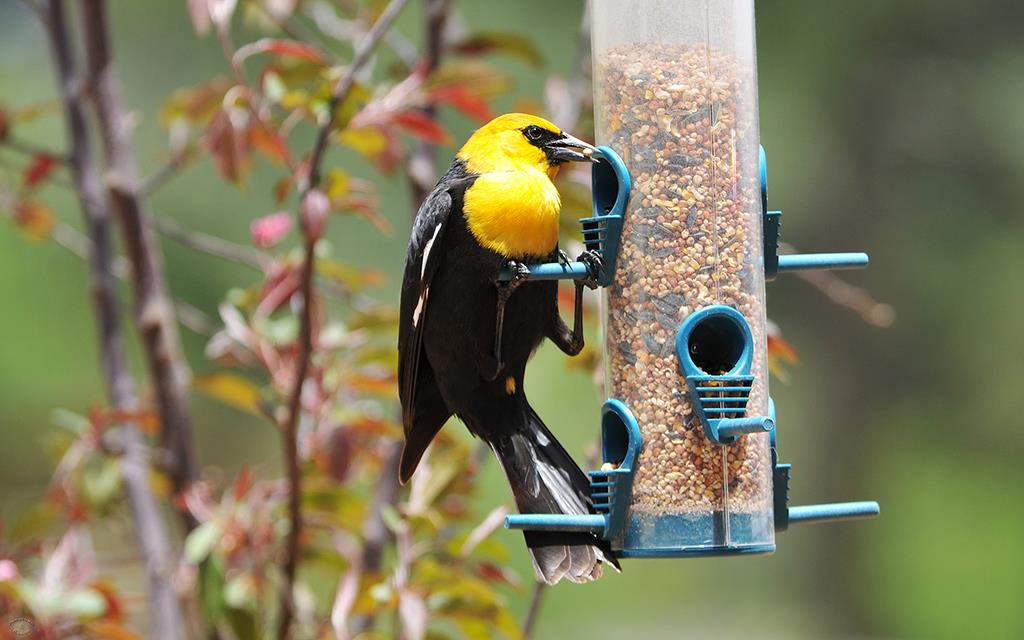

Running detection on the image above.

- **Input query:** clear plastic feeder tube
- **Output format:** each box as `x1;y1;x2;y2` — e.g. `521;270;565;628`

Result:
593;0;773;555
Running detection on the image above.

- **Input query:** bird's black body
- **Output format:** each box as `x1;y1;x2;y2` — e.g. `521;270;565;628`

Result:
398;159;618;584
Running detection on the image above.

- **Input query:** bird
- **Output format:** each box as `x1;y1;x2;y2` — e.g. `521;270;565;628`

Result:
397;113;619;584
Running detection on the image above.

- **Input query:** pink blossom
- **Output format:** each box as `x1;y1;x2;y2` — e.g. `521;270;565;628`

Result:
250;211;293;248
0;559;19;582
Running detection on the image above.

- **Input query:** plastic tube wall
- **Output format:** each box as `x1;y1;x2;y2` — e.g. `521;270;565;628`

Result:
593;0;774;554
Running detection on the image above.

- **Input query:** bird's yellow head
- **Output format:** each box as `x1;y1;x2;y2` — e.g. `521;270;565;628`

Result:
456;113;596;179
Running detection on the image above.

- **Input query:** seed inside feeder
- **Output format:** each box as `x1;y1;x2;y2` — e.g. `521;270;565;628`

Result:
596;42;773;521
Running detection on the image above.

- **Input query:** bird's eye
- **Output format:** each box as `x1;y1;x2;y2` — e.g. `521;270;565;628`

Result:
524;125;544;141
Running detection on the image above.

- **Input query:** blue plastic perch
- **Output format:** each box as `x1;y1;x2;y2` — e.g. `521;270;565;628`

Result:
505;513;607;534
788;501;880;525
513;261;591;281
777;252;869;273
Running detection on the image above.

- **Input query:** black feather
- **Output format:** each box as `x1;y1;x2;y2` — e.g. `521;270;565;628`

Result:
477;406;619;584
397;156;619;583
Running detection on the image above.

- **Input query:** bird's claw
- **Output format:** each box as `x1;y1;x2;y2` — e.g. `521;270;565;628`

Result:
507;259;531;282
557;249;572;267
577;250;603;289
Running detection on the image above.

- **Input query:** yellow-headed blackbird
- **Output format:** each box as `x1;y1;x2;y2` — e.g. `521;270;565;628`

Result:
398;113;618;583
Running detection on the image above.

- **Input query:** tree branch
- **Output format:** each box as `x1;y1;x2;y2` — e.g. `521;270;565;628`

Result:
140;147;194;196
303;0;412;191
276;209;316;640
522;582;548;640
306;2;420;69
0;136;69;164
350;4;449;634
155;216;270;271
779;243;895;327
406;0;450;208
52;221;214;336
351;441;402;636
42;2;185;638
276;1;412;637
151;215;379;310
78;0;199;529
347;4;451;635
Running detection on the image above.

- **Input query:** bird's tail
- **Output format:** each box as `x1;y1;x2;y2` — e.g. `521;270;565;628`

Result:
486;405;620;584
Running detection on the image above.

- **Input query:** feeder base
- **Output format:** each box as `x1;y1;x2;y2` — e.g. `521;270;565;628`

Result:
617;510;775;557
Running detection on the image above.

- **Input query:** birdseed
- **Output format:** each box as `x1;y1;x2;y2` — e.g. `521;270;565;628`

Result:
596;43;772;517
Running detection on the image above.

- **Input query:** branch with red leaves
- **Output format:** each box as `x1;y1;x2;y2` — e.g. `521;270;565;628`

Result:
276;1;412;638
78;0;199;527
41;1;185;639
407;0;451;207
351;4;451;635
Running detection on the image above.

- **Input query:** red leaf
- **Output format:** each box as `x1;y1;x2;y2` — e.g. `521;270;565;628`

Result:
392;111;450;145
250;211;292;248
90;579;127;621
347;417;399;437
160;77;232;125
85;621;142;640
12;200;54;241
232;466;253;501
767;333;800;365
257;266;300;316
247;123;291;166
337;197;391;234
203;109;250;183
476;561;522;587
336;126;403;174
234;38;327;65
427;85;494;122
23;153;57;188
451;32;544;67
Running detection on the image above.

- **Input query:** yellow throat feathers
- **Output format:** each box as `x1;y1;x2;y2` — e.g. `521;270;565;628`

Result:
457;115;563;259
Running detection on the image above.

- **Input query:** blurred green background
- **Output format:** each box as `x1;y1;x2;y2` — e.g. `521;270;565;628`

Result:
2;1;1023;638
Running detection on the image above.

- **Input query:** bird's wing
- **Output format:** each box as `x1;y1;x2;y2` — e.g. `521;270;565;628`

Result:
398;185;455;479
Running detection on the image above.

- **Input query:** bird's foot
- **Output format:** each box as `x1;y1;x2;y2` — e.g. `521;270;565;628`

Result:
497;259;531;296
507;259;531;283
557;249;572;267
577;250;604;289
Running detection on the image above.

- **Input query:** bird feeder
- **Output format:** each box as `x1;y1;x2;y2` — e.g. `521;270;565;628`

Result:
504;0;878;557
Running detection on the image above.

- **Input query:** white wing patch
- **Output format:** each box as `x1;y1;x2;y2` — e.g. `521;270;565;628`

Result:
412;287;428;327
420;222;442;281
412;220;442;329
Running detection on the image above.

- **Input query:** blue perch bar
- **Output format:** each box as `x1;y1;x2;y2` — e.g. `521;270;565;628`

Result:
776;252;869;273
788;501;880;525
517;261;591;281
505;513;607;535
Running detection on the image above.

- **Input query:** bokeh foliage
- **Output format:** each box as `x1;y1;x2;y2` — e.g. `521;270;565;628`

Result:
1;1;1022;638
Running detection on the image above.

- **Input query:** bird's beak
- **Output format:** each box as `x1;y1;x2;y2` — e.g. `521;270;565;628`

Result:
544;132;598;163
